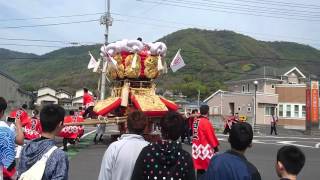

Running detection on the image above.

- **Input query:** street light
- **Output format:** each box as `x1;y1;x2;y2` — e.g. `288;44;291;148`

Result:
253;80;259;132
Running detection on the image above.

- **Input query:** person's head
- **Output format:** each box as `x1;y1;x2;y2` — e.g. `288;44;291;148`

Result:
0;97;7;118
191;109;198;114
228;122;253;152
161;111;183;141
200;105;209;116
137;37;142;42
40;104;65;134
22;104;27;110
32;109;39;117
276;145;305;178
83;88;88;93
127;111;147;135
69;110;75;116
79;106;83;111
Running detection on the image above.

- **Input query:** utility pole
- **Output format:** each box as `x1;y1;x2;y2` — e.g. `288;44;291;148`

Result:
99;0;112;100
197;89;201;109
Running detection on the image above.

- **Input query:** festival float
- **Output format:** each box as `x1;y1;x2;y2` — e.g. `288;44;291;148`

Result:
65;39;179;139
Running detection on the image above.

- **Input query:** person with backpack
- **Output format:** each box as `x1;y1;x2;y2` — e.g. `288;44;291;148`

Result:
202;122;261;180
17;104;69;180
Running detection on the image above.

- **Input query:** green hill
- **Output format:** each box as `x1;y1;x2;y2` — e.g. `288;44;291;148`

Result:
0;28;319;99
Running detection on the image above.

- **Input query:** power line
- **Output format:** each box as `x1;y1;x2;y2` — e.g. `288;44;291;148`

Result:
138;0;320;21
0;37;100;45
197;0;320;17
0;19;100;29
0;12;104;22
0;43;65;48
232;0;320;10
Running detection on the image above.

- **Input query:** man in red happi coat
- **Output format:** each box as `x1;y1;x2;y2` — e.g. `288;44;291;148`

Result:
192;105;219;179
24;109;42;141
9;104;29;126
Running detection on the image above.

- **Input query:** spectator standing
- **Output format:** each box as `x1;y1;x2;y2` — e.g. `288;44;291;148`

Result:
192;105;219;178
202;122;261;180
271;113;278;135
131;111;196;180
0;97;24;180
17;104;69;180
276;145;305;180
98;111;149;180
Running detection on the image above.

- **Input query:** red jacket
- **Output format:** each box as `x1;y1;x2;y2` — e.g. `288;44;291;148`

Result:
192;116;219;170
24;116;42;140
83;92;94;108
9;108;29;126
59;115;84;139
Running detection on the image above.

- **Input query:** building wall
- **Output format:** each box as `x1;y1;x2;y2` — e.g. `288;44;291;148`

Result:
0;74;32;110
38;87;56;97
36;95;58;105
276;86;306;103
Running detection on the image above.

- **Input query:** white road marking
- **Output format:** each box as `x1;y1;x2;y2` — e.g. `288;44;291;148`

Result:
217;134;320;140
278;141;315;148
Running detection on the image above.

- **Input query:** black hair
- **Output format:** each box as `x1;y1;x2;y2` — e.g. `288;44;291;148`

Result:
277;145;305;175
69;110;75;116
33;109;39;115
161;111;183;141
40;104;65;132
127;111;147;135
200;105;209;115
22;104;27;109
83;88;88;93
79;106;83;110
0;97;7;114
229;122;253;151
191;109;198;114
137;37;142;41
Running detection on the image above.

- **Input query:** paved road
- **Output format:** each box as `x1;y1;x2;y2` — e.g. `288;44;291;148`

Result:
68;128;320;180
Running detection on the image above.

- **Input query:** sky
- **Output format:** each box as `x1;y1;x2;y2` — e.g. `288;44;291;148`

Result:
0;0;319;55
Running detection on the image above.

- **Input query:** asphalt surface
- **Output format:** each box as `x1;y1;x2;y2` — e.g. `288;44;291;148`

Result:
68;127;320;180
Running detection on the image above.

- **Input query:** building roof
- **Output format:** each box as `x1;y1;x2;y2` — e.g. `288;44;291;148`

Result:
229;66;307;82
0;70;19;84
37;93;58;100
203;90;225;103
56;89;72;96
38;86;56;92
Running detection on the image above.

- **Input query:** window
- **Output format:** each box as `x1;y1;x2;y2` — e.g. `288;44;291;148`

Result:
242;85;245;92
302;105;306;118
271;84;275;89
247;107;252;112
247;83;250;92
294;105;299;117
279;105;283;117
286;105;291;117
265;106;275;116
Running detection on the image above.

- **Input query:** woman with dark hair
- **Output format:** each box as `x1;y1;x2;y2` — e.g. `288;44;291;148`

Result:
131;111;196;180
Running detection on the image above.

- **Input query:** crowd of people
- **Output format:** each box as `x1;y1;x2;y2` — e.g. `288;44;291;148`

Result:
0;94;307;180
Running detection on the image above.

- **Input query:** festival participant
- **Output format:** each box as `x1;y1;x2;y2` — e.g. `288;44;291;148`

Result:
98;111;148;180
83;88;94;118
202;122;261;180
9;104;29;126
0;97;24;180
270;113;278;135
60;110;84;151
131;111;196;180
17;104;69;180
188;109;198;137
23;109;42;142
192;105;219;179
223;113;240;134
276;145;305;180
